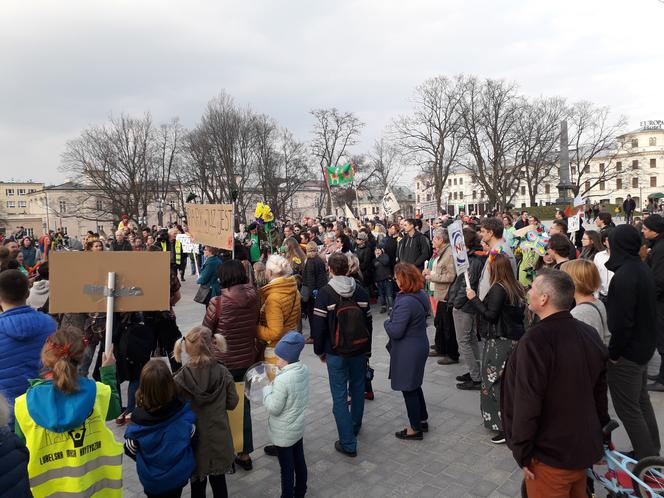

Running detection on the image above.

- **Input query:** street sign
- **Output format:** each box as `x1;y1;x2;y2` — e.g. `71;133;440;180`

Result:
419;201;438;219
447;221;469;275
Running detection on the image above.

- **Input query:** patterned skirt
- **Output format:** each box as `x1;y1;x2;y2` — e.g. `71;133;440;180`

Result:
480;337;515;431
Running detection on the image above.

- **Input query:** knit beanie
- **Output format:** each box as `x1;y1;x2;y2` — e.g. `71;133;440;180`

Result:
644;214;664;234
274;331;305;363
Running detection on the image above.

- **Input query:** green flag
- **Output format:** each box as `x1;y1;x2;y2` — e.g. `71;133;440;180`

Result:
327;162;354;186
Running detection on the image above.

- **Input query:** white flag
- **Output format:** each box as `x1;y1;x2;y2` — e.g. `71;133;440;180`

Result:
344;204;359;231
382;187;401;216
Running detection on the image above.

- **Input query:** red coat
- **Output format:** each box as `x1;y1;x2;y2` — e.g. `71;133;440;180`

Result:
203;283;260;370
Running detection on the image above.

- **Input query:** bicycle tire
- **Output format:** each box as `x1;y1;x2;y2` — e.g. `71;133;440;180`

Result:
631;455;664;498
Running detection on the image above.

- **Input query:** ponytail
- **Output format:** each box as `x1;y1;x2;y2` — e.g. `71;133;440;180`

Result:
42;327;87;394
51;357;79;393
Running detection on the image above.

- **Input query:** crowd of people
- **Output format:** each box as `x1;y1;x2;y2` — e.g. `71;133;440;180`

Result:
0;203;663;497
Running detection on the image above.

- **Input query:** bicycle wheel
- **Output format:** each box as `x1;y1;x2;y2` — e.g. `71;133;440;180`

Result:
632;456;664;498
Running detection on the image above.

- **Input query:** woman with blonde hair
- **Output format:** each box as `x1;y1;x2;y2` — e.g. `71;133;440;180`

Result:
284;237;306;278
14;327;122;497
561;259;609;344
173;326;238;498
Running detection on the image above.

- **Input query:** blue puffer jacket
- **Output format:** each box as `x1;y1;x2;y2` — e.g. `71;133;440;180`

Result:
124;399;196;495
263;361;309;447
0;426;31;497
0;306;56;424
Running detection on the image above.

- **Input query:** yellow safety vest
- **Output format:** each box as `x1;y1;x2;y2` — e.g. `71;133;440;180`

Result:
161;240;182;265
15;383;123;498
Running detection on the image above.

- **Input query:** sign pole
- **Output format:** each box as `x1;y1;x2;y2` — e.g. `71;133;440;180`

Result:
193;252;200;276
104;272;115;353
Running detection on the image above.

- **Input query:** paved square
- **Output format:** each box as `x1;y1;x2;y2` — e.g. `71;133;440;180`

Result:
113;280;664;497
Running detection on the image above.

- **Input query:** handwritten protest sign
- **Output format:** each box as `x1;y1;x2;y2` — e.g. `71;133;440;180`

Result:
185;203;234;250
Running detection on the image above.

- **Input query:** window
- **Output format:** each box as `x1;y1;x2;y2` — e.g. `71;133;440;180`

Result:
480;191;485;198
17;188;26;195
18;201;26;208
600;181;606;190
583;164;590;173
459;192;464;200
168;201;175;210
448;179;452;187
599;163;605;172
616;197;624;206
453;179;457;185
651;159;657;169
632;177;639;188
416;182;420;190
6;201;15;208
616;178;623;190
96;200;103;211
60;227;68;235
5;189;14;196
632;160;639;170
26;228;34;237
631;139;639;148
416;194;420;203
361;208;367;215
28;188;36;193
650;137;657;146
651;177;658;188
453;192;458;200
545;184;550;194
585;181;591;192
571;167;577;176
616;161;622;172
520;186;526;195
459;178;463;185
59;200;66;213
426;193;431;202
472;190;477;199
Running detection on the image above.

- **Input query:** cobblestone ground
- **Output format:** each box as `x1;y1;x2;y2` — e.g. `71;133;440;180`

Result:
113;276;664;498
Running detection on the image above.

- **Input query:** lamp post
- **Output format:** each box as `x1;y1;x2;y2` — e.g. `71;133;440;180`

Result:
157;198;164;227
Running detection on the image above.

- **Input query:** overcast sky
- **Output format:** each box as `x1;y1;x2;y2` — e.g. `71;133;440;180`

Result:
2;0;663;184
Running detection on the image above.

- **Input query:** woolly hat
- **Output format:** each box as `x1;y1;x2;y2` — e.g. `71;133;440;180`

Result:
644;214;664;234
274;331;305;363
357;232;368;241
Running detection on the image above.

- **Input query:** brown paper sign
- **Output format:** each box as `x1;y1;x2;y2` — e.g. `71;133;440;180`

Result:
49;252;171;313
185;203;234;250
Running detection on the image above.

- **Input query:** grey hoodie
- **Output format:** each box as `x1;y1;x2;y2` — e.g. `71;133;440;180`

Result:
26;280;49;310
328;275;356;298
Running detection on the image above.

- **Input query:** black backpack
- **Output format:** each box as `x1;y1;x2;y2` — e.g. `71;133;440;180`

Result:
328;287;371;356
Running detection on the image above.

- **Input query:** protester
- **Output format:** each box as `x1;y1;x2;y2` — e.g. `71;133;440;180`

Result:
0;270;57;426
596;212;615;233
312;253;372;457
502;270;610;497
173;326;238;498
0;393;30;496
373;244;394;313
397;218;429;270
623;194;637;224
26;262;49;311
15;327;123;496
446;228;486;390
580;230;603;261
594;228;614;303
111;229;132;251
284;237;306;278
355;232;374;290
642;214;664;391
478;218;517;297
561;259;610;344
423;228;458;364
19;237;36;268
196;246;222;302
301;241;328;332
466;254;525;444
385;263;430;441
514;211;529;230
124;360;196;498
606;224;661;458
253;261;267;288
203;259;259;470
263;332;309;498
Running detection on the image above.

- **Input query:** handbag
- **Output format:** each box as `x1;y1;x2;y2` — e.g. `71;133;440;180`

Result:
301;285;311;303
194;285;211;305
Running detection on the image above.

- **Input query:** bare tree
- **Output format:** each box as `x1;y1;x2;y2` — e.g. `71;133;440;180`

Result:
516;97;566;205
367;137;403;192
392;75;464;213
151;118;183;224
459;77;524;210
310;108;364;215
566;101;628;197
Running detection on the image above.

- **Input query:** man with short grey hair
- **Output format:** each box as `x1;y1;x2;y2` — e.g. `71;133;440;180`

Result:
502;270;610;497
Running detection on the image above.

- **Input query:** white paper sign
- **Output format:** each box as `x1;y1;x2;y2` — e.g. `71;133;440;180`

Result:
176;234;199;254
419;201;438;219
382;188;401;216
567;215;580;232
447;220;469;275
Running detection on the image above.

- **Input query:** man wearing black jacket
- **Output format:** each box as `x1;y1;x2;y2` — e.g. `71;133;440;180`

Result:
397;219;429;270
643;214;664;391
502;270;609;496
606;224;661;458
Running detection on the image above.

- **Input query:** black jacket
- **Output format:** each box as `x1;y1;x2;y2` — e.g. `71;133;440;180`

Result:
468;283;525;340
355;244;375;280
302;255;328;291
647;233;664;303
397;231;430;269
0;427;31;497
623;198;636;214
373;253;392;282
447;248;486;313
606;225;657;363
382;236;398;269
111;239;133;251
502;311;609;470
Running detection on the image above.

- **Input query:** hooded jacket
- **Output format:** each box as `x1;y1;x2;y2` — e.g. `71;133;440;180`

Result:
606;225;657;363
447;248;487;312
124;399;196;494
173;362;238;479
397;231;430;269
203;283;260;370
27;280;50;310
0;427;31;497
0;306;57;423
312;276;373;356
263;361;309;447
257;276;301;345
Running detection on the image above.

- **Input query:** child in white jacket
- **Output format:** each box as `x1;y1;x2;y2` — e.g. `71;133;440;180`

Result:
263;331;310;498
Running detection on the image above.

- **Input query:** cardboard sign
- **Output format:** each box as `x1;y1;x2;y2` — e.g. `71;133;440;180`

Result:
419;201;437;219
49;252;171;313
568;214;580;232
447;220;469;275
185;203;234;250
176;234;199;254
382;188;401;216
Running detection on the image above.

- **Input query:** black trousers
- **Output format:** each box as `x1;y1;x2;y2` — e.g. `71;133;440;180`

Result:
190;475;227;498
402;387;428;432
608;357;661;458
434;301;459;360
276;438;307;498
146;487;183;498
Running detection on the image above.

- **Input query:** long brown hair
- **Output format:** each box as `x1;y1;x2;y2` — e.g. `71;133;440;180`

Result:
41;327;87;393
173;326;226;367
285;237;306;263
489;253;525;305
135;359;178;412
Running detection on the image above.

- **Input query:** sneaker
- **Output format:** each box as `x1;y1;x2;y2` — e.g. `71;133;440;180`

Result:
334;440;357;457
429;351;444;357
491;432;506;444
647;381;664;392
234;456;253;471
264;445;278;457
395;429;423;441
437;356;459;365
456;380;481;391
456;372;472;382
647;374;660;382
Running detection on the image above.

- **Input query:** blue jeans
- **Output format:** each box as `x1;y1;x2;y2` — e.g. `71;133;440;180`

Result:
276;438;307;498
126;379;140;413
326;354;367;452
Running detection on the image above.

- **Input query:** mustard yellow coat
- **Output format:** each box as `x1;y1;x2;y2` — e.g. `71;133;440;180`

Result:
258;276;301;345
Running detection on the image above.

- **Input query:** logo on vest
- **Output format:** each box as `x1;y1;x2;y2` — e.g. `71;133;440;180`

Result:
68;423;87;448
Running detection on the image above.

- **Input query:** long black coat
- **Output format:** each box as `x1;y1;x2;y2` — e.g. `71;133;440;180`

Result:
646;233;664;353
0;428;31;497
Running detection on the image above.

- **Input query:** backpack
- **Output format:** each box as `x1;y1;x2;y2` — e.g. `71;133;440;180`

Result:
328;287;371;356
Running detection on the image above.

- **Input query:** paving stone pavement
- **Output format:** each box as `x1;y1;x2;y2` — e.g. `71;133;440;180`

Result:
112;276;664;498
